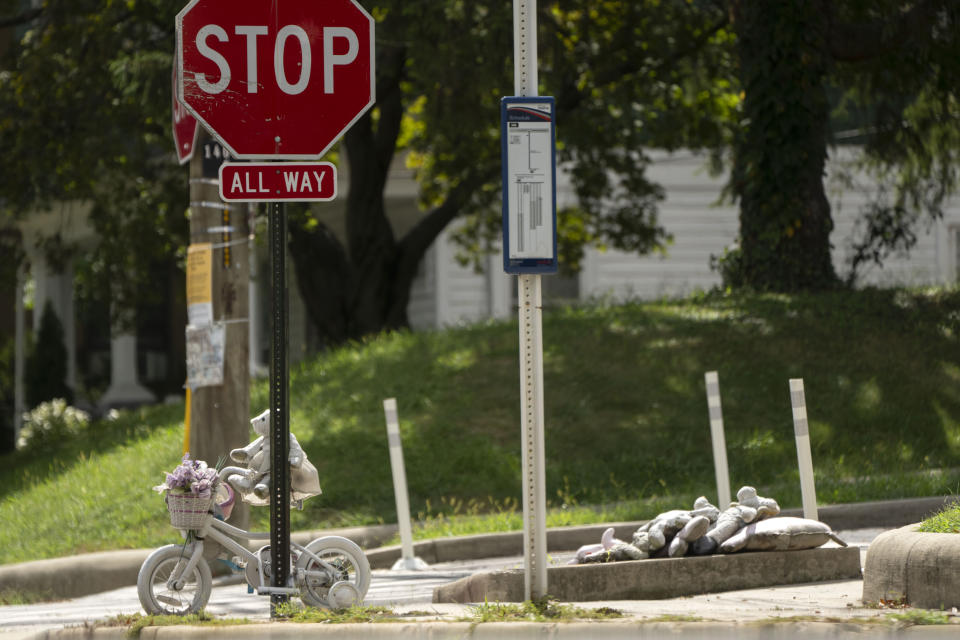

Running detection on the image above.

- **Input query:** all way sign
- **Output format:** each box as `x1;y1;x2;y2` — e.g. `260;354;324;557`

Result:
219;162;337;202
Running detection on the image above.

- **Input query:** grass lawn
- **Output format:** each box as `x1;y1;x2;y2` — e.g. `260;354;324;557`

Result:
2;287;960;564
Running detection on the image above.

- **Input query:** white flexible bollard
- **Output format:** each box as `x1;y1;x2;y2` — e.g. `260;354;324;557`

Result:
789;379;819;521
383;398;428;570
704;371;732;508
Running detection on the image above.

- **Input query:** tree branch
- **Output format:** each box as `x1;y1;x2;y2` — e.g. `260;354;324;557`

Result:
829;0;945;62
396;167;499;272
555;11;729;113
374;43;407;174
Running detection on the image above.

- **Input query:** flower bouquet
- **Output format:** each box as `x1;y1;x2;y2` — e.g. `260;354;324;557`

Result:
154;453;220;529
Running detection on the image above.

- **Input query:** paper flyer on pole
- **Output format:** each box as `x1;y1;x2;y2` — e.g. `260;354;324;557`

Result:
185;323;225;389
186;243;213;326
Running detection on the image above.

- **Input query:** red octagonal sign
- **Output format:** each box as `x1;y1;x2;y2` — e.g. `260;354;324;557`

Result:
176;0;374;160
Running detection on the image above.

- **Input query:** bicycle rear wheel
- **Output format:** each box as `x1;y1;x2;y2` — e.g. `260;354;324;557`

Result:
295;536;370;609
137;544;212;615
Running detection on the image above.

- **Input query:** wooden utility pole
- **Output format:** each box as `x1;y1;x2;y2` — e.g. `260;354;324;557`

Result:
187;129;250;526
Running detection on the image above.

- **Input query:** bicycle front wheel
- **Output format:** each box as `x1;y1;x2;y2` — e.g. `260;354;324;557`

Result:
137;544;212;615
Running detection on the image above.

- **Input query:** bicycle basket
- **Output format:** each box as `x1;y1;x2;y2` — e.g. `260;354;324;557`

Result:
166;493;214;529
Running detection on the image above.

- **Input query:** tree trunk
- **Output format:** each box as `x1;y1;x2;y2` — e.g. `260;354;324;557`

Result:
731;0;838;291
284;32;490;348
344;116;403;335
188;130;250;528
286;147;494;350
288;220;358;348
287;60;420;346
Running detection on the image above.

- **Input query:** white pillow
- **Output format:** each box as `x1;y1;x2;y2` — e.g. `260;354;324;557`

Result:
720;516;847;553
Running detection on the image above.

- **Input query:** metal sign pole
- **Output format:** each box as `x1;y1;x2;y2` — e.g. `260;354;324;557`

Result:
269;201;291;613
513;0;548;602
517;272;548;600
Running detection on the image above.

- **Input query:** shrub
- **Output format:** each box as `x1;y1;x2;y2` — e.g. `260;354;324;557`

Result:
17;399;89;451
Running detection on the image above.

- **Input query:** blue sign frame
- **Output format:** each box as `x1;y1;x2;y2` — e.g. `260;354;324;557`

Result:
501;96;558;275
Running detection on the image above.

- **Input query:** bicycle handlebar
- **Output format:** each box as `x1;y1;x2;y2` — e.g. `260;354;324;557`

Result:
219;465;248;482
218;465;250;495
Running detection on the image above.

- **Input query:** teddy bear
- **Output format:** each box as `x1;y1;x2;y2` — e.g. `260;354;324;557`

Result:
228;409;322;507
690;486;779;555
666;515;712;557
631;496;719;556
571;527;647;564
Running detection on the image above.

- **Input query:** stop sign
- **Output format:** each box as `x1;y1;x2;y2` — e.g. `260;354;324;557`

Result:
172;65;198;164
176;0;375;160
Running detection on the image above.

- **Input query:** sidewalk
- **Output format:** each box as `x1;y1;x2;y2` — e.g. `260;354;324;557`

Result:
10;584;960;640
6;572;960;639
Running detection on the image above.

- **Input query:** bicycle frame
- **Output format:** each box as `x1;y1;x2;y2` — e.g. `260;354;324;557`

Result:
168;516;342;597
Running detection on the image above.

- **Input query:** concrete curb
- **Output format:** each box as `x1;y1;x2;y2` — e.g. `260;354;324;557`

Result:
781;496;958;530
34;621;960;640
433;546;863;603
863;524;960;610
1;496;955;601
0;549;151;602
365;522;644;569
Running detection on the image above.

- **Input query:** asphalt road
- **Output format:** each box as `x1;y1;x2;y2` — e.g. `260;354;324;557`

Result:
0;528;886;637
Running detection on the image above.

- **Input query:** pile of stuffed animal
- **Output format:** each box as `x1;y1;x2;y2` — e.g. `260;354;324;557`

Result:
570;486;846;564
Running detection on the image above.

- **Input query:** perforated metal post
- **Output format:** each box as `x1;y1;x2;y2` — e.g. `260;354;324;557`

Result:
517;273;548;600
513;0;547;602
269;202;291;613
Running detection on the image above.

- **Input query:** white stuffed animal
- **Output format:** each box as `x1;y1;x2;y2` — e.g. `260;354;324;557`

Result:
228;409;322;507
571;528;647;564
691;486;778;555
632;496;719;555
737;485;780;519
667;515;711;557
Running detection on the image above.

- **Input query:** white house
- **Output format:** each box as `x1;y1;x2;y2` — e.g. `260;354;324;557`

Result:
400;148;960;333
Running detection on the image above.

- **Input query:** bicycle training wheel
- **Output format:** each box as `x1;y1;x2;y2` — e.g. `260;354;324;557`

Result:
137;544;212;615
295;536;371;609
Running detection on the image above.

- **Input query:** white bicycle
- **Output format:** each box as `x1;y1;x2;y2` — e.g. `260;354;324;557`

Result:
137;466;370;615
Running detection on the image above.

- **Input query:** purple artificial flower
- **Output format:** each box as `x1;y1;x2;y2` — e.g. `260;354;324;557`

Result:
192;478;213;499
154;452;219;496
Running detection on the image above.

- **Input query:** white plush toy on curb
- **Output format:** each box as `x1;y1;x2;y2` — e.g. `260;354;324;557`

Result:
632;496;719;555
691;486;779;555
228;409;322;507
572;527;647;564
667;515;711;557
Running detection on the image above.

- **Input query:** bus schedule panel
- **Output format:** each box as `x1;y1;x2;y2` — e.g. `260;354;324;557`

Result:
501;96;558;275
